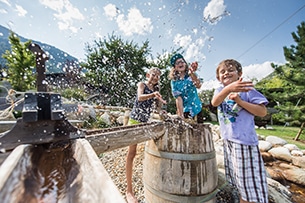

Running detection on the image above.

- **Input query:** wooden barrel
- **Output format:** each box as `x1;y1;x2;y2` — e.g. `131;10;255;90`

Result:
143;122;218;203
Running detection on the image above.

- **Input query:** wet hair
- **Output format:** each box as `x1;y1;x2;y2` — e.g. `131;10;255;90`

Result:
216;59;242;80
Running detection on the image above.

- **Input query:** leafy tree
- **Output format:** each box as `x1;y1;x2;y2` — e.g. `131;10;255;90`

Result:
2;31;35;91
268;21;305;126
151;52;176;114
82;34;152;107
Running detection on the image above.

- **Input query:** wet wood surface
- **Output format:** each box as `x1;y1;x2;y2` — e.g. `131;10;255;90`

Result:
85;121;166;154
0;139;125;203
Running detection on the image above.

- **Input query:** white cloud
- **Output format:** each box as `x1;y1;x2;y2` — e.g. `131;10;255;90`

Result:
200;61;276;91
15;4;27;17
201;79;221;91
173;34;192;47
39;0;84;33
0;9;8;14
104;3;119;20
242;61;275;81
116;7;153;36
203;0;228;24
173;34;207;63
0;0;11;6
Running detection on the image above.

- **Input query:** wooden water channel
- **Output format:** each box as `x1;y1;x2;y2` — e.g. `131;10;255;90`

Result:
0;44;218;203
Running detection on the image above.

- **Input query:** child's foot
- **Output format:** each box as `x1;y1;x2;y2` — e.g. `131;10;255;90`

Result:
126;192;138;203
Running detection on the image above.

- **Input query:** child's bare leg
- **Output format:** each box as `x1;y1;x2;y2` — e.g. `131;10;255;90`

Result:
126;144;138;203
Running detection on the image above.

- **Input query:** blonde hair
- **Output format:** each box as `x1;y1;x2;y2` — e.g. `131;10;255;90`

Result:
216;59;242;80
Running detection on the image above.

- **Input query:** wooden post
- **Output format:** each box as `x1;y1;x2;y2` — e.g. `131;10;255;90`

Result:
28;43;49;92
294;122;305;141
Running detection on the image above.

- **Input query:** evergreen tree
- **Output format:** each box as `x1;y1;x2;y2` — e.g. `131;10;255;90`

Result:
270;21;305;126
2;31;35;91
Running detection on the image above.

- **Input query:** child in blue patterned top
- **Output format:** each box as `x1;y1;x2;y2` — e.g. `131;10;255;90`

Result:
169;53;203;123
211;59;269;203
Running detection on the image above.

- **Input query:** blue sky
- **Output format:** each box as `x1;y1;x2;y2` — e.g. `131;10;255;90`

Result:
0;0;304;90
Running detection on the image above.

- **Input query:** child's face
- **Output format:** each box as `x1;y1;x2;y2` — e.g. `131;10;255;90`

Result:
174;58;186;72
147;70;161;85
217;64;242;86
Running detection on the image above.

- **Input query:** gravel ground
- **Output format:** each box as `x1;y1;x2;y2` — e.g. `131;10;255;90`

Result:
100;143;146;202
99;142;240;203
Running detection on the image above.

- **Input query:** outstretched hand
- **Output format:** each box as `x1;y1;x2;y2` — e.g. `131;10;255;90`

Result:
189;61;198;74
227;78;253;93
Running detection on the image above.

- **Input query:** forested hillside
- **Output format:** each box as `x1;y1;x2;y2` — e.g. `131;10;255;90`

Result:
0;25;78;73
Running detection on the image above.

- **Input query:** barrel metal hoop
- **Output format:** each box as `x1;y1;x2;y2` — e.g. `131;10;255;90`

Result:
144;181;218;203
145;147;216;161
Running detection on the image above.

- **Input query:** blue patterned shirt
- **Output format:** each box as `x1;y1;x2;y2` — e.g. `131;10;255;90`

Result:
171;74;202;117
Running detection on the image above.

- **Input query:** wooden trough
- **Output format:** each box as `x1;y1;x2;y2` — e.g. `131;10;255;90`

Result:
0;139;126;203
0;120;166;203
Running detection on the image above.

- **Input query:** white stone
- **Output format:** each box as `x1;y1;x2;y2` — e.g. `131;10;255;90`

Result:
291;150;303;157
259;140;273;152
284;143;300;151
266;135;287;146
268;147;292;162
100;112;111;125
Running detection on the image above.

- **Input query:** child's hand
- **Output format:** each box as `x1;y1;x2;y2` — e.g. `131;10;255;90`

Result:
154;92;167;104
228;93;241;102
189;61;198;74
228;78;253;92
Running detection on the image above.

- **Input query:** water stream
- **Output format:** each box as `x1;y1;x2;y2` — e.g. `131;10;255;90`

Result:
17;142;81;203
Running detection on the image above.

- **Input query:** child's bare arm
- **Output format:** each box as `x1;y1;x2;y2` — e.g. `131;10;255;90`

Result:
232;94;267;117
176;96;184;117
211;78;253;107
137;82;167;104
189;62;201;88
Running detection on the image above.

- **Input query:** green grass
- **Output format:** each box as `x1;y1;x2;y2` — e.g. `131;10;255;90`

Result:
256;125;305;150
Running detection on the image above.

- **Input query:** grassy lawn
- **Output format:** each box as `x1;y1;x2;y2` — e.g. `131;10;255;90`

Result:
256;125;305;150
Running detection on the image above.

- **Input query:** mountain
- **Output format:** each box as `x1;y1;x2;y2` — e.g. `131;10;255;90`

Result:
0;25;79;73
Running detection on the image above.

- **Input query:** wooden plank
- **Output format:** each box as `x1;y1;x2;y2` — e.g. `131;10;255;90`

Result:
0;144;32;203
72;139;126;203
85;122;166;154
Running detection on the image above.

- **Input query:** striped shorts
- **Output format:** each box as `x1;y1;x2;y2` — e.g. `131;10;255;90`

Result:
223;140;269;203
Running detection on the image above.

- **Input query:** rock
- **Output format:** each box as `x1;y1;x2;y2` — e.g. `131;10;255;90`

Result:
284;143;300;151
268;147;292;162
279;162;294;169
282;167;305;186
266;135;287;146
266;167;286;182
100;112;111;126
261;152;275;162
116;115;124;125
292;156;305;168
266;126;274;130
259;140;273;152
291;150;304;157
267;178;292;203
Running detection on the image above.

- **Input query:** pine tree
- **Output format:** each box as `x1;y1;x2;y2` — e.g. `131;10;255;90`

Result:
271;21;305;127
2;31;35;91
